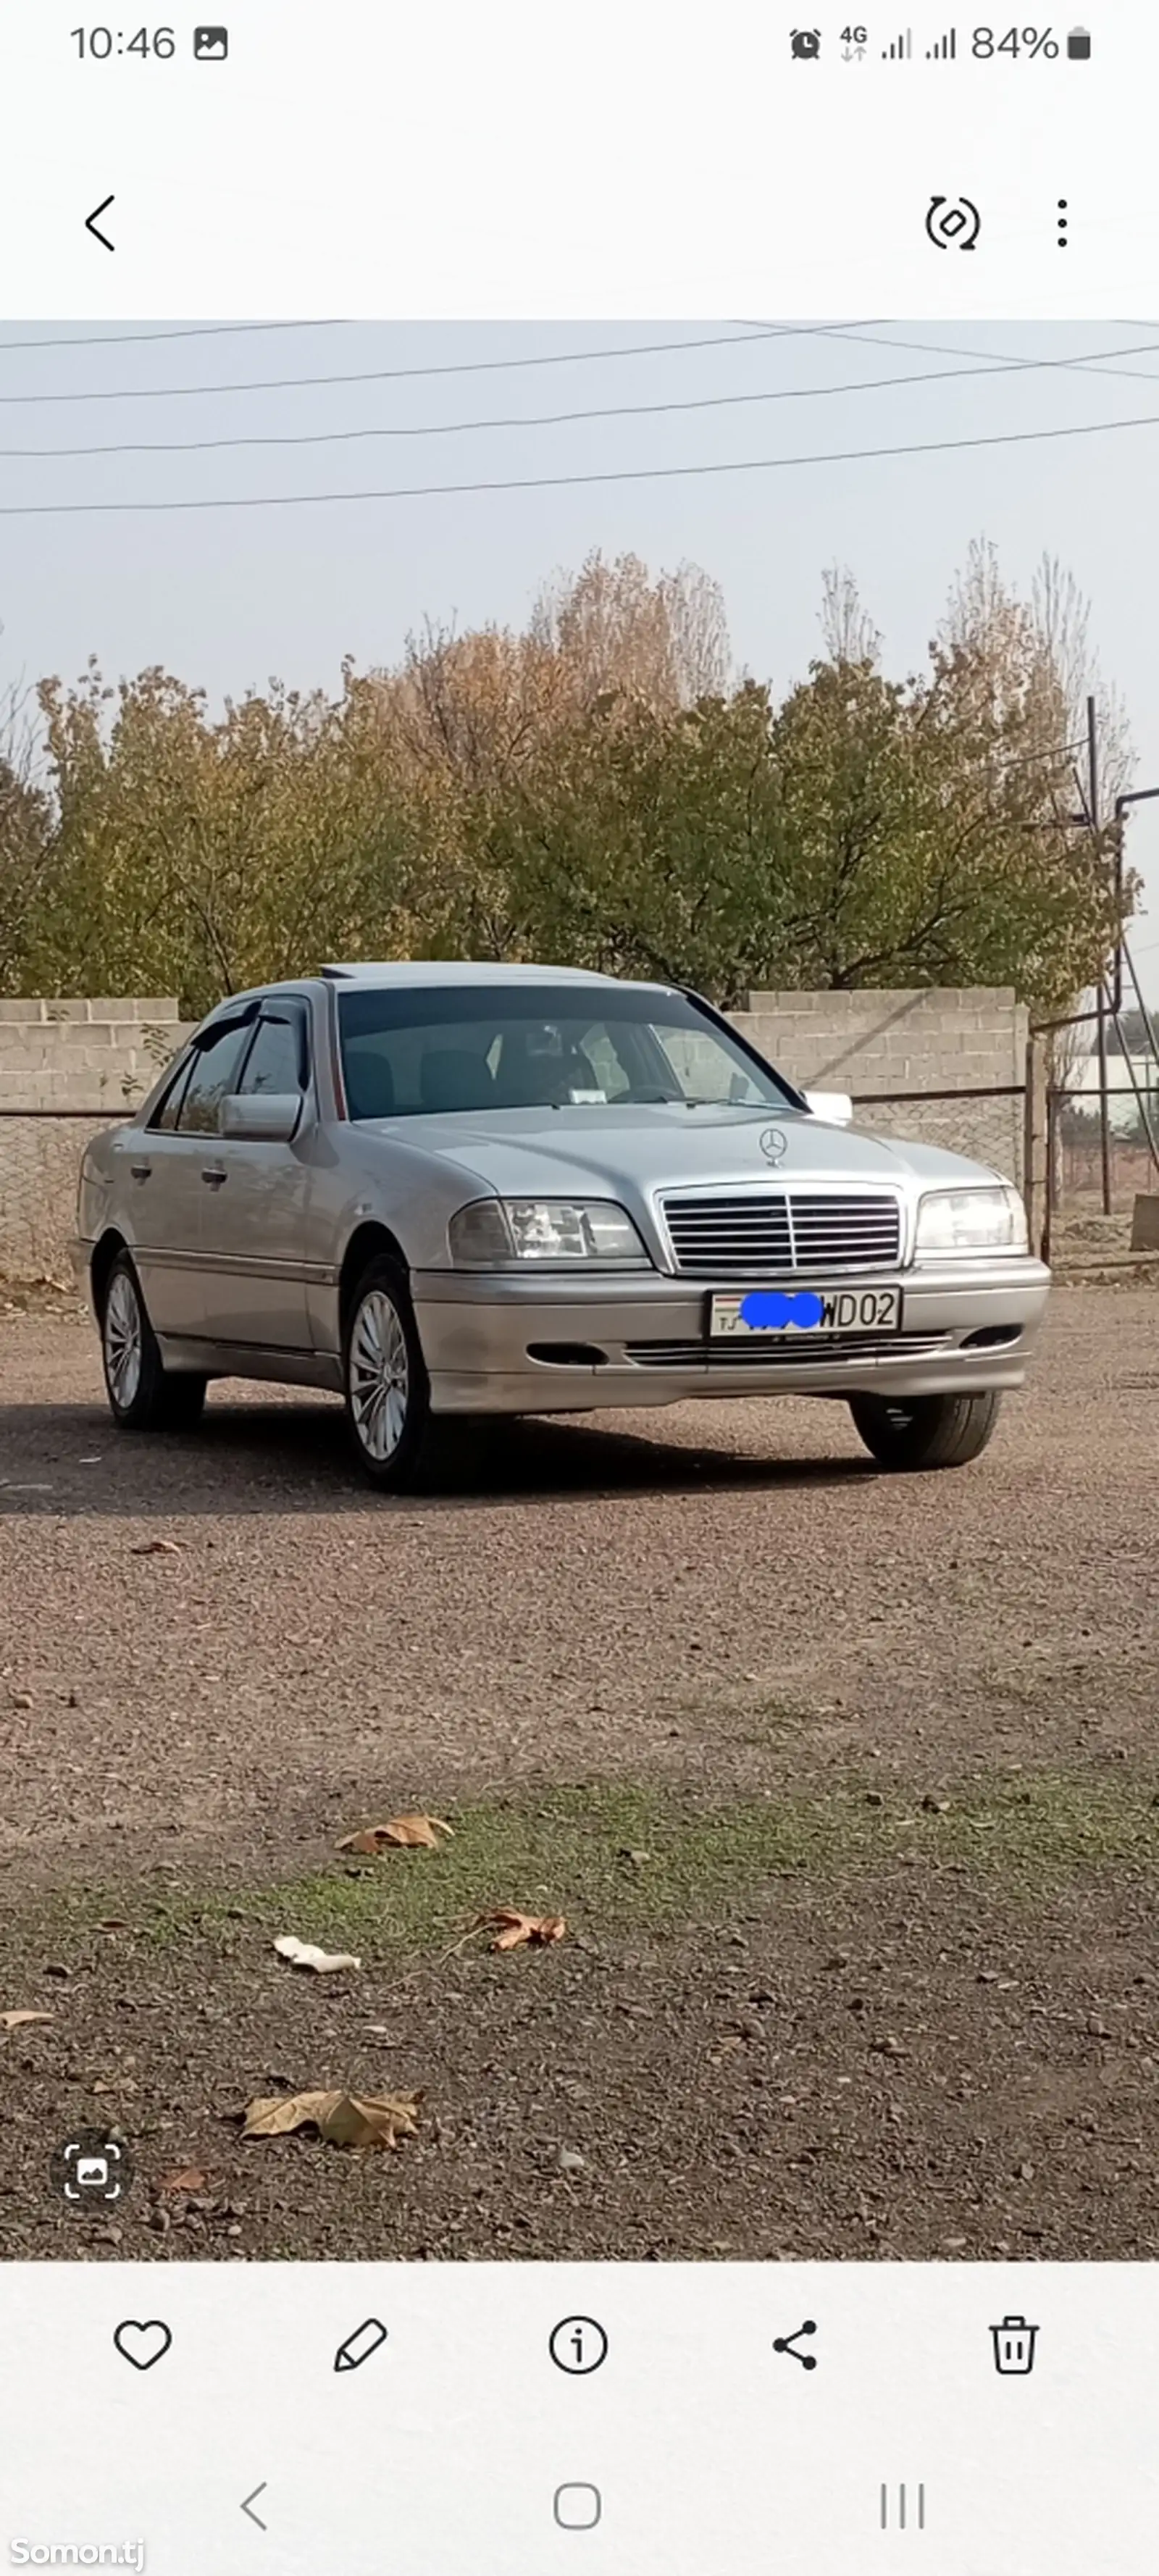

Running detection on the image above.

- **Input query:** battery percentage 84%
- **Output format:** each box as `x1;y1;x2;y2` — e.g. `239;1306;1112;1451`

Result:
972;25;1060;52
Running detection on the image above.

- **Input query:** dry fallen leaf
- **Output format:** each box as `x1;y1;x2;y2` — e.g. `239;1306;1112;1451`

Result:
1;2009;54;2031
241;2088;422;2150
273;1936;361;1975
130;1538;182;1557
337;1813;453;1853
473;1908;566;1953
159;2165;209;2194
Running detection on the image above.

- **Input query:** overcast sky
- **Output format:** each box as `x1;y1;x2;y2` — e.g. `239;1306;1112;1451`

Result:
3;315;1158;1005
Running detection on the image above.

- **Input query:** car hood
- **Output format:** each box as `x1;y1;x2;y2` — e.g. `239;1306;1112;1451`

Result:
356;1103;1002;1195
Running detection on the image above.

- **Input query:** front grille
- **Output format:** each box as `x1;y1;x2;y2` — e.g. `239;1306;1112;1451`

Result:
661;1189;902;1278
625;1331;952;1371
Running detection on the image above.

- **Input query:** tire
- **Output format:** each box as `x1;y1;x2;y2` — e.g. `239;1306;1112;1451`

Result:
100;1251;208;1434
848;1388;1003;1472
343;1255;435;1491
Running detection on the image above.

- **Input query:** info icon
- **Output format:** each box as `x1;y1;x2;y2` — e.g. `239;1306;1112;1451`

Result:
549;2317;608;2375
193;25;229;58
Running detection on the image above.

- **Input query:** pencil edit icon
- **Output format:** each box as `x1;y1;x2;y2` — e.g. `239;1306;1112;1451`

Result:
334;2317;388;2374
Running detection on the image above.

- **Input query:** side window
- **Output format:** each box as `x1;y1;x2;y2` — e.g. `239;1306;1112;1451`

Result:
238;1011;305;1097
150;1053;195;1133
175;1022;253;1136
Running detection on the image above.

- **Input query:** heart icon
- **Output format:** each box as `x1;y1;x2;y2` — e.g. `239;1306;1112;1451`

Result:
113;2319;172;2371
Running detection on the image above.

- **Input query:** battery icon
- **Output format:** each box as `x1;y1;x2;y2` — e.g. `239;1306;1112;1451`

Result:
1067;25;1092;56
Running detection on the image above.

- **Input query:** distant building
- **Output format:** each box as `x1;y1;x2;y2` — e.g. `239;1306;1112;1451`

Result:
1066;1050;1159;1137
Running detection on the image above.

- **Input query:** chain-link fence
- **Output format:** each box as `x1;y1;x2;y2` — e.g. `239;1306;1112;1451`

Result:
1045;1082;1159;1258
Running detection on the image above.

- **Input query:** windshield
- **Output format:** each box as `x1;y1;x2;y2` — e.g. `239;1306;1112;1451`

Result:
336;983;796;1121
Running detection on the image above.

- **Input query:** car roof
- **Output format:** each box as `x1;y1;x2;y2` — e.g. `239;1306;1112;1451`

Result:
319;961;626;986
196;964;681;1032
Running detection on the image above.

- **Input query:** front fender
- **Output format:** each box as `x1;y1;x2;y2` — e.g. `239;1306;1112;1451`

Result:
327;1129;500;1273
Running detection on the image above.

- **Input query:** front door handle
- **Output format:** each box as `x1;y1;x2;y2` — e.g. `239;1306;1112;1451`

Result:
201;1166;227;1189
129;1161;152;1183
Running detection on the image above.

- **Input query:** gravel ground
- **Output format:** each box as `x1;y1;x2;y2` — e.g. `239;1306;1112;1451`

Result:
1;1289;1157;2258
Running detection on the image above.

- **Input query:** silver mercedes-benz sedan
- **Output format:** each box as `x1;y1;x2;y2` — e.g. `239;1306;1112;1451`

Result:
73;962;1050;1488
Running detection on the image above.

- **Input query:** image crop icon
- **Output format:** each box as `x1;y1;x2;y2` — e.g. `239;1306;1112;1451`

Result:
193;25;229;58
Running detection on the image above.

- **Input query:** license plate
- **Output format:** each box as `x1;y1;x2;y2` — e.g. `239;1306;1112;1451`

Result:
709;1284;901;1337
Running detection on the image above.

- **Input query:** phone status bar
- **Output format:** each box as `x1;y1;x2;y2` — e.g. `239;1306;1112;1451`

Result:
787;22;1094;61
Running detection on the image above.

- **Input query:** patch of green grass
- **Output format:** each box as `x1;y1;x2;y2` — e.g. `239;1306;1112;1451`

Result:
725;1697;821;1749
30;1771;1159;1964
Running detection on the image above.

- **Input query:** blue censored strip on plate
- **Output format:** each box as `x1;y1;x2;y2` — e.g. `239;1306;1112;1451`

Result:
737;1291;825;1330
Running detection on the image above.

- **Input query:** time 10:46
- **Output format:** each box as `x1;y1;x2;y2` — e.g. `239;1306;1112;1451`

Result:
71;27;177;57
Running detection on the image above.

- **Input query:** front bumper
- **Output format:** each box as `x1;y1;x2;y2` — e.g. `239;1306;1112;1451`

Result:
412;1258;1052;1414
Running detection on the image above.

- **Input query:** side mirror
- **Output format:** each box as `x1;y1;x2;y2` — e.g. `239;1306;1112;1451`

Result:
803;1089;853;1126
219;1092;302;1143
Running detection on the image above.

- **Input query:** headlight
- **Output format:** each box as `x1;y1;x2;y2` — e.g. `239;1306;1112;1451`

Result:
448;1197;651;1268
915;1185;1028;1255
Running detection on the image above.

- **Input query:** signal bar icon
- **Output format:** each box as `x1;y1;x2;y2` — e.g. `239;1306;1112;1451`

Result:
926;26;956;55
882;25;913;55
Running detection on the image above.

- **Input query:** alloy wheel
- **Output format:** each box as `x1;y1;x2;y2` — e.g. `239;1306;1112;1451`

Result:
348;1288;411;1462
104;1270;143;1411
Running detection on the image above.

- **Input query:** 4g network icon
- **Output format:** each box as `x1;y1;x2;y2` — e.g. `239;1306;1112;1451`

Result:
790;28;871;58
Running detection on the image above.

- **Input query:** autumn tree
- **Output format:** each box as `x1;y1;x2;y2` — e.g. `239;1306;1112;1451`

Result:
0;674;54;993
28;663;418;1015
9;541;1135;1019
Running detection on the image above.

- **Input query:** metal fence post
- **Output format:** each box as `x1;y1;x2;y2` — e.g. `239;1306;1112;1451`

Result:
1043;1087;1058;1267
1023;1034;1047;1260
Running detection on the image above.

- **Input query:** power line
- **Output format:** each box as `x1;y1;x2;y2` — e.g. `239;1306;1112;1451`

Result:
6;401;1159;518
5;312;1150;393
0;323;871;409
8;335;1159;464
0;320;356;355
740;316;1159;391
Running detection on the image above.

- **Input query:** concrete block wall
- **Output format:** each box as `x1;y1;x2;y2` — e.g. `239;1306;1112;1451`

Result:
0;1000;190;1281
733;989;1029;1184
0;987;1031;1286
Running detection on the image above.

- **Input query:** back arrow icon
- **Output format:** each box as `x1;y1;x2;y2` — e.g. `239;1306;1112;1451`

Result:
85;195;115;251
240;2483;268;2530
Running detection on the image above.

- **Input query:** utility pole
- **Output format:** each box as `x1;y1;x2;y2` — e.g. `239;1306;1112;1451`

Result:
1089;694;1113;1216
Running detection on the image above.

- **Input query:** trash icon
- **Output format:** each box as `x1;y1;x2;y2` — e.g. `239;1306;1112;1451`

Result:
991;2314;1039;2375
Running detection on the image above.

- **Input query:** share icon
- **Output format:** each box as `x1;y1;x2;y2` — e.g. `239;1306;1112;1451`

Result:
773;2318;819;2370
